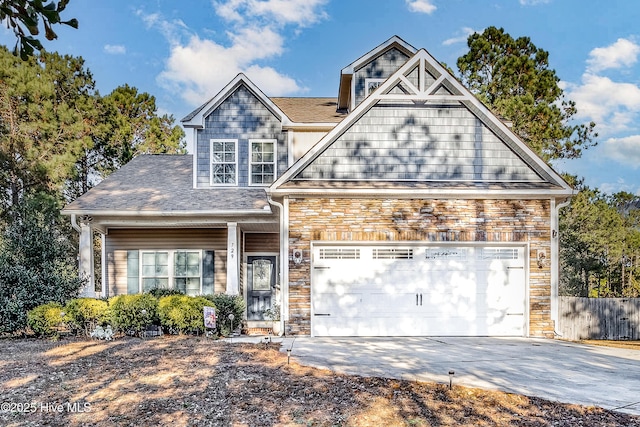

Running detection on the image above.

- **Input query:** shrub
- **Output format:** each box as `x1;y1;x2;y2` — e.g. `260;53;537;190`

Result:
204;294;245;336
0;193;81;334
64;298;109;336
158;295;211;334
108;294;158;336
27;302;68;337
147;288;184;298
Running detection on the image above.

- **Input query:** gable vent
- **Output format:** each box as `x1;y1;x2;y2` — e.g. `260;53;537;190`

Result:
373;248;414;259
319;248;361;260
479;248;519;260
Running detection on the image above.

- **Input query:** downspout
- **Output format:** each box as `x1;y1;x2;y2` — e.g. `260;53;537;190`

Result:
267;194;288;336
551;197;571;336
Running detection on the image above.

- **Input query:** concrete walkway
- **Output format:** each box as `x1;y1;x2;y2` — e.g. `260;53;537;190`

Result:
244;336;640;415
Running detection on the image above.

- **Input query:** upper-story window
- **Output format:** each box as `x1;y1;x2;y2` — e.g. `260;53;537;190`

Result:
249;139;276;185
365;78;386;96
210;139;237;185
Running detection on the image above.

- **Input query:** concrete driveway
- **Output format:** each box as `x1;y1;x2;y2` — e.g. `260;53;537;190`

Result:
272;337;640;416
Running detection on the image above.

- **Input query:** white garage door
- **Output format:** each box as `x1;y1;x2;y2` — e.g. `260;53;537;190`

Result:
311;245;527;337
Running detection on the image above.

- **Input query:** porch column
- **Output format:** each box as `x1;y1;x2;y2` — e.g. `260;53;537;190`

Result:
78;216;95;298
226;222;240;295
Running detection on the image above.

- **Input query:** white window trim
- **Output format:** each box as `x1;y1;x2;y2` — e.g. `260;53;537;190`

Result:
138;249;204;295
248;138;277;186
210;139;238;186
365;78;386;97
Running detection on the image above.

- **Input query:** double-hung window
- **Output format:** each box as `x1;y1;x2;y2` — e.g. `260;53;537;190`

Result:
128;250;215;296
174;251;201;295
141;252;169;292
211;139;237;185
249;139;276;185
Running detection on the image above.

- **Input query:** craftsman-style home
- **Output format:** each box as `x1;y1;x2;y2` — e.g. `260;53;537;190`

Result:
63;36;573;337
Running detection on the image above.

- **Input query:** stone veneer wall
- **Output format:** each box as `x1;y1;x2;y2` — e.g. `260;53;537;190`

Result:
286;198;553;338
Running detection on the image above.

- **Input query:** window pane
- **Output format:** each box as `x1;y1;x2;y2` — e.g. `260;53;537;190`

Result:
186;278;201;296
175;278;186;294
212;142;223;152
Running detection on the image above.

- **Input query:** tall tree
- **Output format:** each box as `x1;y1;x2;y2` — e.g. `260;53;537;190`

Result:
0;0;77;59
0;46;94;215
457;26;597;162
91;84;186;180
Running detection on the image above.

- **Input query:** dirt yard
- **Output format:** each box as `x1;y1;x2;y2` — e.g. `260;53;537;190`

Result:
0;336;638;427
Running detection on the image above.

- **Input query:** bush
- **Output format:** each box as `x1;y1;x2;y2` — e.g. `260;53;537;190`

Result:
27;302;68;337
158;295;211;335
108;294;158;336
0;193;81;334
147;288;184;298
64;298;109;336
204;294;245;336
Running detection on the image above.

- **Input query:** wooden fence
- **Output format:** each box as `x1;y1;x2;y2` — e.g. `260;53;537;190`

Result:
558;296;640;340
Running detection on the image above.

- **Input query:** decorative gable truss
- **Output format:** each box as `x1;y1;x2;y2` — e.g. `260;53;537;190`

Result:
271;49;573;199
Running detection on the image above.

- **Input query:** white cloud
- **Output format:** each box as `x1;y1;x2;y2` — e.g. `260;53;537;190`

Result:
406;0;437;14
602;135;640;168
442;27;476;46
157;32;301;105
565;73;640;135
586;38;640;73
519;0;550;5
144;0;329;106
214;0;329;26
104;44;126;55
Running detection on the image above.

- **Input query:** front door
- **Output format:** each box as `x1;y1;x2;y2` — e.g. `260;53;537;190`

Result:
247;255;277;320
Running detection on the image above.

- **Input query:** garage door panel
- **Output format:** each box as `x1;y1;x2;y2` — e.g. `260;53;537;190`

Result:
312;245;526;337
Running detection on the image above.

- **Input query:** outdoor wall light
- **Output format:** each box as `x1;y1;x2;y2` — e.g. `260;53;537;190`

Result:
292;249;303;265
537;250;548;269
448;370;455;390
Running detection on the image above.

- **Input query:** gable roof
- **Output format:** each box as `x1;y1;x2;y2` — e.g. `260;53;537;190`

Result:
62;155;273;216
338;35;417;110
181;73;289;129
270;48;573;199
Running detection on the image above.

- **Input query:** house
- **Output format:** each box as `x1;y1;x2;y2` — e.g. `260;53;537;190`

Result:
62;36;573;338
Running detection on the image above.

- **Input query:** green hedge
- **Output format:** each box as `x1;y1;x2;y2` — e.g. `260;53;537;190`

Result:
64;298;109;336
158;295;211;335
27;293;247;338
27;303;68;337
108;294;159;336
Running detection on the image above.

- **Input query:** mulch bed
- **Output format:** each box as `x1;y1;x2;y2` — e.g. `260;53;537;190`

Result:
1;336;638;426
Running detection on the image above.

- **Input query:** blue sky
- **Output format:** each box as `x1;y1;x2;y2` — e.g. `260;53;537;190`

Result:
2;0;639;195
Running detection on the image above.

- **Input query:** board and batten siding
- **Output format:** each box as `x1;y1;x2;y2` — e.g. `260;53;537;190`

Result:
104;229;227;296
195;84;287;188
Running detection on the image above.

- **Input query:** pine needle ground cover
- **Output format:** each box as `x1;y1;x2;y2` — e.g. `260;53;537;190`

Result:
1;336;638;426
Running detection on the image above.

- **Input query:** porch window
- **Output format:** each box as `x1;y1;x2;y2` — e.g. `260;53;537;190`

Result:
249;139;276;185
128;250;215;296
210;139;237;185
174;251;201;295
141;252;169;292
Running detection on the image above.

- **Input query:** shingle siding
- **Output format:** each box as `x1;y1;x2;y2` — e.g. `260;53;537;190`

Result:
295;104;542;183
196;85;287;187
353;47;411;107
